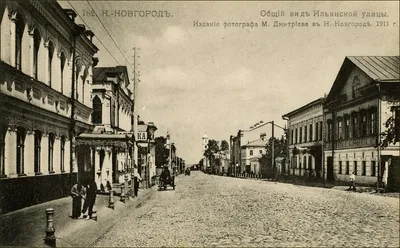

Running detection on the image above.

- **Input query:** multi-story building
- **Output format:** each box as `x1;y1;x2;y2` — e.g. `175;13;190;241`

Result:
283;98;325;178
324;56;399;187
240;133;267;176
0;1;98;213
75;66;135;188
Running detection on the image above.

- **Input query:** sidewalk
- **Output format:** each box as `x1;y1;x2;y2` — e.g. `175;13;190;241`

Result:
0;187;156;247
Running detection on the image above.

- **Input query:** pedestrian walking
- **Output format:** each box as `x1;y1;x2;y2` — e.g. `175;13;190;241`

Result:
82;181;97;220
349;172;356;192
70;182;86;219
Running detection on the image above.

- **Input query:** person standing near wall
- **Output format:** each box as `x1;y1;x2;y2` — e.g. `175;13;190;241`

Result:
71;183;85;219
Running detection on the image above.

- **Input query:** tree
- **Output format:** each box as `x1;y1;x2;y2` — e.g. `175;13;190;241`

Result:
220;140;229;151
378;104;399;148
155;136;169;168
203;139;220;174
259;135;287;178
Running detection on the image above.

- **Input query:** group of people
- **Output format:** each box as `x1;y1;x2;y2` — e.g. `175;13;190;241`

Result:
71;181;97;220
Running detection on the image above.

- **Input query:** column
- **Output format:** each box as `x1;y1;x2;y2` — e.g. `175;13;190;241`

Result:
106;149;112;184
41;133;49;174
24;130;35;176
5;127;16;176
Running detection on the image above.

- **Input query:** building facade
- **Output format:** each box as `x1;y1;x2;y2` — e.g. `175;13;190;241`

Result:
201;133;209;171
75;66;135;189
283;98;325;178
324;56;399;186
240;133;267;176
0;1;98;213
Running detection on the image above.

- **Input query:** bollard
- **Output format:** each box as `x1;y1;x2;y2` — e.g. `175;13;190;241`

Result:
44;208;56;247
131;173;135;198
108;190;114;209
124;174;129;200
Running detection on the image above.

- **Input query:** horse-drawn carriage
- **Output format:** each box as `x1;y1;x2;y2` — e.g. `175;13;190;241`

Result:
159;167;175;191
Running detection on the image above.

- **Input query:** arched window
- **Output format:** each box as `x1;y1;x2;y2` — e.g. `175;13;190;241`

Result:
48;41;54;86
33;29;41;80
75;61;82;99
15;13;25;70
60;52;66;94
327;120;332;141
48;133;54;172
0;124;6;176
16;127;26;175
92;96;102;124
360;110;367;137
34;130;42;173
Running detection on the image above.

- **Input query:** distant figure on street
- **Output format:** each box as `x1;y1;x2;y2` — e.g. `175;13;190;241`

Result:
70;183;86;219
106;181;112;191
349;172;356;192
82;181;97;220
160;166;171;183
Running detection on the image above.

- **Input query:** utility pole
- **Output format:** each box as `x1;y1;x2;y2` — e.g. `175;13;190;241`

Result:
132;47;139;171
271;121;275;174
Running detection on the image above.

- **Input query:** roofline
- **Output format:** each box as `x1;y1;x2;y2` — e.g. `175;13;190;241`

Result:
282;97;325;119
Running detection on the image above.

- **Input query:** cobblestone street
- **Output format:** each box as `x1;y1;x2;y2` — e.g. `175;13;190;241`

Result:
94;172;399;247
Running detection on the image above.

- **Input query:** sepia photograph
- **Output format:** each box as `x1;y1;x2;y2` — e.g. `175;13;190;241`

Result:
0;0;399;247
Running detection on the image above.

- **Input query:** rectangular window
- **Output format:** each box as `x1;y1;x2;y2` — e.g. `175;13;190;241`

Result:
345;118;350;139
304;126;308;143
291;130;294;145
48;134;54;172
370;112;376;135
339;161;342;174
327;122;332;141
34;131;41;173
319;121;323;141
295;129;298;144
249;150;253;156
337;120;343;140
16;128;25;175
315;122;319;141
354;161;358;175
361;114;367;137
300;127;303;143
309;124;313;142
352;115;358;138
362;161;366;176
346;161;349;175
259;150;262;154
371;161;376;176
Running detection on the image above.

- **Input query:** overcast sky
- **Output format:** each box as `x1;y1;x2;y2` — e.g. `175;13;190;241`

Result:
59;1;399;164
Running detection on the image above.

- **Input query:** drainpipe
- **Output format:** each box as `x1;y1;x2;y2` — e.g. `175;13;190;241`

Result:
377;83;381;191
69;32;77;187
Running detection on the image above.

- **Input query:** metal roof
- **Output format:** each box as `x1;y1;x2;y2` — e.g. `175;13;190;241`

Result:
242;138;267;148
347;56;399;81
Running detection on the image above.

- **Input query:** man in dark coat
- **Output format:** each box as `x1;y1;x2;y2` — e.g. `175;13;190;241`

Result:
82;181;97;220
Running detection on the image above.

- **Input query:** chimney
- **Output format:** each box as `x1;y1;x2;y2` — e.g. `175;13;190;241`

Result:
63;9;77;22
260;132;266;141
